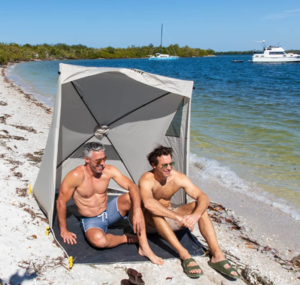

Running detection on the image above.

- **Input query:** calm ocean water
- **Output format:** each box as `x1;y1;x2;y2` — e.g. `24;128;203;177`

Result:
7;56;300;219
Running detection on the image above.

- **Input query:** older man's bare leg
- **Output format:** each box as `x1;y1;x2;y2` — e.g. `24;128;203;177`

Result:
85;227;138;248
118;194;164;265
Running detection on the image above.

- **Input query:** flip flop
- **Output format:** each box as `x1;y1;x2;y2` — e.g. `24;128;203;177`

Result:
208;260;241;279
182;258;203;279
127;268;145;285
120;280;131;285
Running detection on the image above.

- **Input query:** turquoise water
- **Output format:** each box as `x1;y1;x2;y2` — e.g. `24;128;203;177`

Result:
7;56;300;219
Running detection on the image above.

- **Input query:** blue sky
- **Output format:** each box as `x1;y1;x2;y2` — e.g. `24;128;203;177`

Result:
1;0;300;51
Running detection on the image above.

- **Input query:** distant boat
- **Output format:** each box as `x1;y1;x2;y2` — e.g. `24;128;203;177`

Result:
232;60;244;63
251;40;300;63
149;24;179;60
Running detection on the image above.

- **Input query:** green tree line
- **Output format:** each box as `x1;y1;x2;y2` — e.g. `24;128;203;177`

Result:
0;43;215;65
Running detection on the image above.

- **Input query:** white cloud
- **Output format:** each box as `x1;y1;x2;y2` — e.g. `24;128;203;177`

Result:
264;8;300;20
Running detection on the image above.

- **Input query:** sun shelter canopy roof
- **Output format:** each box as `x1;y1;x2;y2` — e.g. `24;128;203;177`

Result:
33;63;193;227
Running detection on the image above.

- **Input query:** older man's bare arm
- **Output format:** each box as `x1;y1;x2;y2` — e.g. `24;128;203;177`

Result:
139;174;183;224
56;168;84;244
110;166;145;234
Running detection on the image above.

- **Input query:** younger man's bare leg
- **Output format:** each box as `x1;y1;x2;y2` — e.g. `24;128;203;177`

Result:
118;194;164;265
177;202;238;276
145;211;202;274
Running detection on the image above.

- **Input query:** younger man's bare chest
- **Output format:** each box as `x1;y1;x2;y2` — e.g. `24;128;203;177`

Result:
152;179;180;202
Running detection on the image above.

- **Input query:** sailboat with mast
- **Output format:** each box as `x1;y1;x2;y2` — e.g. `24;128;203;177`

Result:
149;24;179;60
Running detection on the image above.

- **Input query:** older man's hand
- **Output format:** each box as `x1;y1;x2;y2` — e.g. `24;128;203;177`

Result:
132;207;145;235
61;229;77;244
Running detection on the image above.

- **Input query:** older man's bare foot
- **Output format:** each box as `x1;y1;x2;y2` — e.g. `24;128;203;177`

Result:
125;233;139;244
138;246;164;265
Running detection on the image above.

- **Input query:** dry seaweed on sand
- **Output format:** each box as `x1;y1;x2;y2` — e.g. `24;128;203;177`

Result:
16;187;28;197
0;101;7;106
24;152;43;163
207;201;300;275
10;124;37;133
0;133;27;140
0;114;11;124
23;207;37;220
4;157;23;165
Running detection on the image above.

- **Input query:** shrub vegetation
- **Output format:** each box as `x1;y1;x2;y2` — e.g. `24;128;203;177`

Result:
0;43;215;65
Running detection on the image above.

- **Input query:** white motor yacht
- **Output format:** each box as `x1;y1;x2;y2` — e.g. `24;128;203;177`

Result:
251;46;300;63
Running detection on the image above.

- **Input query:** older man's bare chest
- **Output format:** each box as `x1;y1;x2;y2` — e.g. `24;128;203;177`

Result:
76;173;110;199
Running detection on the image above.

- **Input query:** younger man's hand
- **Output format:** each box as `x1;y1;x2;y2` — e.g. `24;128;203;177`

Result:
181;213;201;232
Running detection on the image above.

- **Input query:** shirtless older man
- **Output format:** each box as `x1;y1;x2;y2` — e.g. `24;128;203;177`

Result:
139;146;240;278
56;142;163;265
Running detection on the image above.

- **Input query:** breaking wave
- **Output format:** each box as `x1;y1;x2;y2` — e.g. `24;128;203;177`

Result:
189;153;300;221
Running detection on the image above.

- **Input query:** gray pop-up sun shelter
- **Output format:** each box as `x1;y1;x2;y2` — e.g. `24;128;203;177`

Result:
33;63;204;264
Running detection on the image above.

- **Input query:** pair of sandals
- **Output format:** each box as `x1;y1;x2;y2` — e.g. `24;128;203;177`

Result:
183;257;241;280
121;268;145;285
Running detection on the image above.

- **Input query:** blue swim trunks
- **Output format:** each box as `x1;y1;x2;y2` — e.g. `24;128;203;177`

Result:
80;196;128;234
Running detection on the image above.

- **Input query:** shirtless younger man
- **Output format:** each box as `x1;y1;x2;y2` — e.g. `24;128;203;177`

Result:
56;142;163;265
139;146;240;278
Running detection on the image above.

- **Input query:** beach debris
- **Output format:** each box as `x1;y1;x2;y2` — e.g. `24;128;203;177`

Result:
0;133;27;140
10;165;18;171
241;236;260;246
292;255;300;266
206;201;300;276
24;152;43;163
23;207;37;220
13;171;23;178
23;93;53;114
16;187;28;197
34;149;44;156
10;124;37;133
27;234;37;240
0;101;7;106
4;157;23;165
0;114;11;124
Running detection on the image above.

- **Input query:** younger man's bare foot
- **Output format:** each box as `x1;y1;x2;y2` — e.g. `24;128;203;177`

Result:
125;233;139;244
138;246;164;265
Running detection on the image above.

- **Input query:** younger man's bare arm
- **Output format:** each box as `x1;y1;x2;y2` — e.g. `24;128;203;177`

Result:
178;173;210;229
56;169;83;244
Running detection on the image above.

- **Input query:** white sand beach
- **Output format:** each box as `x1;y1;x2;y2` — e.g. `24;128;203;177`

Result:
0;64;299;285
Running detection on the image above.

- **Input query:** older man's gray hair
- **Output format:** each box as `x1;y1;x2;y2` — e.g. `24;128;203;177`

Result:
83;142;105;158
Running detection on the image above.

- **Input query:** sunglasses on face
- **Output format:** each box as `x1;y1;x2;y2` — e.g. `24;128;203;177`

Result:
90;157;107;165
161;162;175;169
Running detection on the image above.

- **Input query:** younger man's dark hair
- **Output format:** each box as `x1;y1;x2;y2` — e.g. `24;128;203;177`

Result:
147;146;173;166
